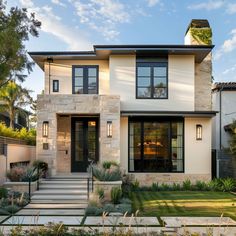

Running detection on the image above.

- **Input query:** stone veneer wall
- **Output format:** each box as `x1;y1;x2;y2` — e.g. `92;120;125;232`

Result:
37;94;120;176
133;173;211;186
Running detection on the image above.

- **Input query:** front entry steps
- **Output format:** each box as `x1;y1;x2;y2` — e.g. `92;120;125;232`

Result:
31;175;90;204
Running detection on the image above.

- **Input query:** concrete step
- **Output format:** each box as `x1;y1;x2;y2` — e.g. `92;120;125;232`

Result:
15;208;85;216
40;180;89;184
30;199;88;204
32;195;87;200
25;203;88;209
33;189;88;195
39;184;88;191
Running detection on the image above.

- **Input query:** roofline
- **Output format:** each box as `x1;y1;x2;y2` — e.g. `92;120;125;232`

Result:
28;44;214;56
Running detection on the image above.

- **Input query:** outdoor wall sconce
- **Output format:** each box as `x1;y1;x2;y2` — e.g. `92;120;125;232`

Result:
42;121;49;137
107;121;112;138
196;124;202;140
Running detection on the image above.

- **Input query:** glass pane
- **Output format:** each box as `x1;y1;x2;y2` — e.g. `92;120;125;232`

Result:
75;122;83;161
137;87;151;98
74;68;83;77
129;122;141;136
137;67;151;76
154;77;166;87
88;77;97;87
137;77;151;87
74;87;83;94
129;147;141;160
154;67;167;76
88;121;96;161
75;77;83;86
88;87;97;94
88;68;97;77
154;88;167;98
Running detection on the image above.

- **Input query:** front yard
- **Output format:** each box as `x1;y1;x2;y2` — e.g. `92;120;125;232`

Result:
130;191;236;220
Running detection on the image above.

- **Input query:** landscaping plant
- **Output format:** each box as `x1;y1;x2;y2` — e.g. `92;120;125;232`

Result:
111;187;122;204
92;164;122;181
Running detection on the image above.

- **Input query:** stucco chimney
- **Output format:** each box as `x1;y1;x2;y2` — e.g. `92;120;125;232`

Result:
185;19;212;45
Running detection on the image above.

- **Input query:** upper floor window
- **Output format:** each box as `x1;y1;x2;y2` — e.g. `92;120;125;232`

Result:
136;62;168;99
53;80;59;92
72;66;98;94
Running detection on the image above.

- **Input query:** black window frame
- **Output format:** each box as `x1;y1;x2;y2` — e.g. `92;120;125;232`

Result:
136;61;168;99
72;65;99;94
52;80;59;92
128;116;184;173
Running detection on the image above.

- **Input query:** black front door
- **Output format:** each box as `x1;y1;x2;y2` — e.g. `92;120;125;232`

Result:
71;117;99;172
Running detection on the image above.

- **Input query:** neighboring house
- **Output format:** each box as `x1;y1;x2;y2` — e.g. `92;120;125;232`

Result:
0;108;30;130
29;19;216;184
212;82;236;150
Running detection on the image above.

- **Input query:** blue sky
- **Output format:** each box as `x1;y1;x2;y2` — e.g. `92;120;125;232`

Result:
6;0;236;98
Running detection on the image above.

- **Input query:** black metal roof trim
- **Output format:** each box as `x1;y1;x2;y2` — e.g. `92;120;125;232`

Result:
94;44;214;50
212;82;236;91
121;110;217;117
28;51;95;56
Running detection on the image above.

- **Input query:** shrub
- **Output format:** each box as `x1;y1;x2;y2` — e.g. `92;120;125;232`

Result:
119;198;132;204
208;179;221;191
85;206;103;216
0;122;36;145
195;180;209;191
159;183;170;191
131;179;140;191
172;183;182;191
102;161;118;169
151;183;159;191
96;187;105;200
219;178;236;192
6;166;27;182
0;187;7;199
182;179;192;191
32;160;48;178
3;205;20;214
116;203;132;214
92;165;122;181
111;187;122;204
102;203;116;213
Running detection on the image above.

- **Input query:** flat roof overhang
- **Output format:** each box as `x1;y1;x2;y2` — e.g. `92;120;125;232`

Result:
121;110;217;117
29;44;214;70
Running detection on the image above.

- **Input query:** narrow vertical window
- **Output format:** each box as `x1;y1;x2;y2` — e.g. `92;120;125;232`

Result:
53;80;59;92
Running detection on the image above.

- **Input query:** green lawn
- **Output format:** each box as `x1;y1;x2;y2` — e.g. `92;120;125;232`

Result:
130;191;236;220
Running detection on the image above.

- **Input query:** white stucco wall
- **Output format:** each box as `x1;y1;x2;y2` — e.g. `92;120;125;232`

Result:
109;55;195;111
44;60;109;95
185;117;212;175
212;90;236;149
120;117;128;172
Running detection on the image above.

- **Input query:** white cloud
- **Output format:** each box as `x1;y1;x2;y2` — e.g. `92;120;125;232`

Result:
69;0;130;40
51;0;66;7
215;29;236;59
226;3;236;14
19;0;92;50
145;0;160;7
223;64;236;75
188;0;224;10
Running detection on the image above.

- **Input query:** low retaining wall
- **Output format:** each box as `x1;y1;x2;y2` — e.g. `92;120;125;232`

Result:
94;180;122;201
4;180;38;193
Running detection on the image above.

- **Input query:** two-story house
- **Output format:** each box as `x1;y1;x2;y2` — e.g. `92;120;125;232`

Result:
29;19;216;185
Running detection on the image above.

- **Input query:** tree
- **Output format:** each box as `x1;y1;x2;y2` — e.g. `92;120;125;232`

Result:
0;1;41;86
0;81;33;128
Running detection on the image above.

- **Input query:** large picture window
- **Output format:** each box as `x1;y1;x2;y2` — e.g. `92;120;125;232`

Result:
136;62;168;99
72;66;98;94
129;117;184;172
